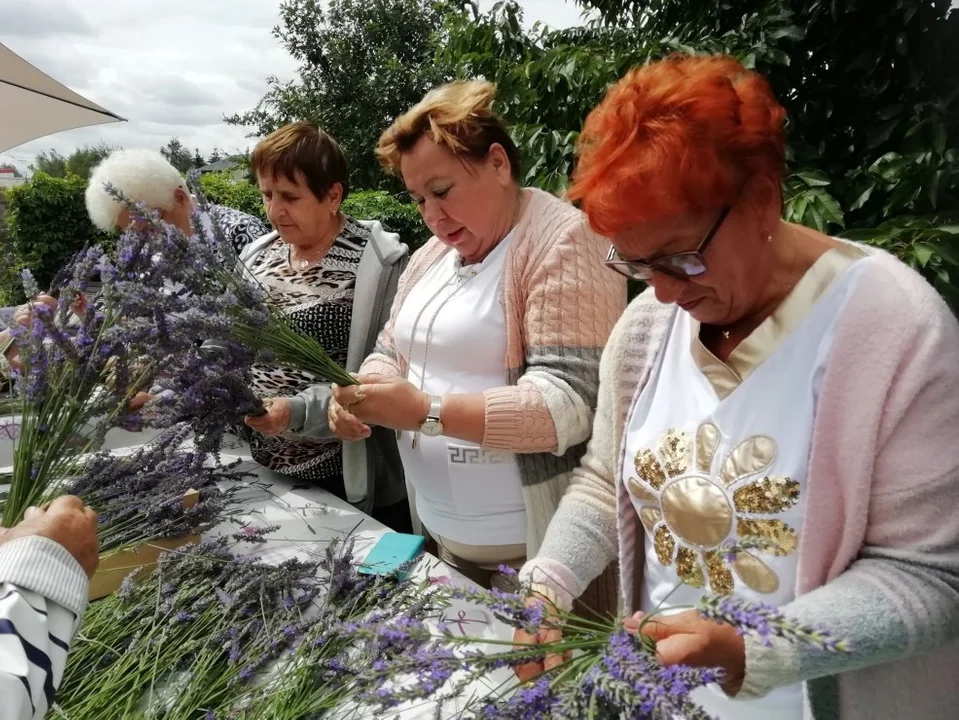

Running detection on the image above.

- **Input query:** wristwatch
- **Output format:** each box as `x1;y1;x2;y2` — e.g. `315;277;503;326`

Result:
419;394;444;437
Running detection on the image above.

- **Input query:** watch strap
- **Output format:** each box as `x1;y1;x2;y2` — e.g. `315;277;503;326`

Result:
427;394;443;421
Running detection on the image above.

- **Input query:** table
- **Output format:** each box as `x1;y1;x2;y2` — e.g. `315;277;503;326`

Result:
1;435;517;718
211;448;517;718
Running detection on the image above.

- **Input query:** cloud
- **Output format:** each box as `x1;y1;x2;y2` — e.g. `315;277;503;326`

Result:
0;0;97;38
0;1;580;174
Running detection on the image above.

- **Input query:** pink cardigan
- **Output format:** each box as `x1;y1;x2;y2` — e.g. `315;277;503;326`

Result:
524;248;959;719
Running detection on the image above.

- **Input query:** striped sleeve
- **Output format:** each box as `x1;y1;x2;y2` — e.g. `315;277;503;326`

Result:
0;537;89;720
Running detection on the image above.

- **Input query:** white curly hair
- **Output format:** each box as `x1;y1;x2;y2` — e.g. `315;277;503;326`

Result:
85;149;189;232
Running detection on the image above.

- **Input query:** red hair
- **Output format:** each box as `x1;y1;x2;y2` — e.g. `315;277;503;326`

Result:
568;54;786;236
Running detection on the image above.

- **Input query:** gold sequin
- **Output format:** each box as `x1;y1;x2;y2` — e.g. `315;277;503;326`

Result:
733;551;780;594
705;550;734;595
639;507;662;534
676;547;704;587
733;476;800;514
654;525;675;566
738;518;798;556
658;428;691;476
635;449;667;489
627;478;658;504
696;422;720;473
720;435;776;487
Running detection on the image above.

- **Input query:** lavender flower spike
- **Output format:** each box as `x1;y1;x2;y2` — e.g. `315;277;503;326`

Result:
697;595;850;652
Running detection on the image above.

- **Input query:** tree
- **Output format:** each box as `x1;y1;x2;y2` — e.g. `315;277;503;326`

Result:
226;0;467;190
31;149;68;177
29;142;115;179
207;148;223;164
160;137;193;174
441;0;959;309
193;149;206;168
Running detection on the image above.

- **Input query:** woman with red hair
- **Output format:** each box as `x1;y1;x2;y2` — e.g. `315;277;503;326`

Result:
517;55;959;719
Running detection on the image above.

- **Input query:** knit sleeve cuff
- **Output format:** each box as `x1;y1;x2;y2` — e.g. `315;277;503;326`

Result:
519;558;583;612
736;634;801;699
359;356;401;379
482;385;521;448
0;536;89;616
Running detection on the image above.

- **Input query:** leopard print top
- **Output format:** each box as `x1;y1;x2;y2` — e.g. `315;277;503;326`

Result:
243;217;368;490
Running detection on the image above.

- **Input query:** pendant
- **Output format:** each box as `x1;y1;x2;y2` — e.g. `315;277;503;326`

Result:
722;330;730;339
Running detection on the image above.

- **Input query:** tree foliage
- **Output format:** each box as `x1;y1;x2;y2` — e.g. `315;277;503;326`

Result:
160;137;194;174
442;0;959;309
30;142;117;180
226;0;465;191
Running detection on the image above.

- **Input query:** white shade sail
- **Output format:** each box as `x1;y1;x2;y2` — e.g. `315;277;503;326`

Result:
0;42;124;153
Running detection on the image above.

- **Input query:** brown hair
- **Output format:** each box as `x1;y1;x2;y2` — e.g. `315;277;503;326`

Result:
251;121;350;200
376;80;521;180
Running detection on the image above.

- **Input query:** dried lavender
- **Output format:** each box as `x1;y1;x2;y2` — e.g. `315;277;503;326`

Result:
697;595;850;652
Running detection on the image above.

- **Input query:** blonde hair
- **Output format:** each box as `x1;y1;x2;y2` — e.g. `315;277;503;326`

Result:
376;80;520;179
251;122;350;200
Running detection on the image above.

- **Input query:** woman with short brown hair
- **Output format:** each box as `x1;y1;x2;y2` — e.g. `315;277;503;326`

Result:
238;122;410;528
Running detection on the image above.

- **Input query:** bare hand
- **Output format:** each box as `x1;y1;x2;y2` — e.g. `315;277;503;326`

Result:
331;376;429;433
0;496;99;578
628;609;745;694
512;594;568;681
12;294;58;327
244;397;292;435
327;396;371;441
70;292;89;320
129;391;153;412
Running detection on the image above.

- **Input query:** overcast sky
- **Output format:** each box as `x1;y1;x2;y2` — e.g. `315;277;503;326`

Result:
0;0;586;173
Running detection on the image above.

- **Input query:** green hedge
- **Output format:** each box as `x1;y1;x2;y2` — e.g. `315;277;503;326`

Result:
196;172;430;251
1;173;429;305
1;173;112;305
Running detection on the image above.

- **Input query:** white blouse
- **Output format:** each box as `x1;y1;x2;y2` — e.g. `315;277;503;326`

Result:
622;246;867;719
394;230;527;546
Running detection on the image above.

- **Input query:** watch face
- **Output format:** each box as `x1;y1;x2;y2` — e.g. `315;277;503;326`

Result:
420;419;444;437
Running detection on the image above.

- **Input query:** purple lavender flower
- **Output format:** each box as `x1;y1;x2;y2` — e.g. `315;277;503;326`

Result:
697;595;850;652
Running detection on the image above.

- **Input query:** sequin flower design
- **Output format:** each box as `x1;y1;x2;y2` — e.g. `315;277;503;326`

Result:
627;422;801;595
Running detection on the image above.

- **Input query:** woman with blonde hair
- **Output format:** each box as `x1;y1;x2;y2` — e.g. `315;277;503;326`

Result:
516;54;959;719
329;81;626;594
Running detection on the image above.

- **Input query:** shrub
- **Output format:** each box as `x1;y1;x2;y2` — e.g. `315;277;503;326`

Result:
0;173;112;305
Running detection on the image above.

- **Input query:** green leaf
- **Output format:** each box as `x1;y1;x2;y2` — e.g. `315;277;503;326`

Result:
816;192;845;226
849;183;876;211
912;243;935;267
933;239;959;267
795;170;831;187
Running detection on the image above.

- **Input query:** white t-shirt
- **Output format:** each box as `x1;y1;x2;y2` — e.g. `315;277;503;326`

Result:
394;231;527;546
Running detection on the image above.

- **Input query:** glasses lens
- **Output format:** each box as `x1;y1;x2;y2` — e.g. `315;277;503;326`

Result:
663;254;706;277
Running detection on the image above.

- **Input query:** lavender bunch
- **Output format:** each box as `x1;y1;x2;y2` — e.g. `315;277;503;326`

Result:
56;536;431;720
56;535;324;719
347;561;850;719
1;190;269;525
69;424;253;553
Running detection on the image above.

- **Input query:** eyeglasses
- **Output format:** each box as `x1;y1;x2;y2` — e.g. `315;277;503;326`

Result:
605;205;732;282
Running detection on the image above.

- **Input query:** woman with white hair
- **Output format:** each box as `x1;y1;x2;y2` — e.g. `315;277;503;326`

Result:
85;148;268;254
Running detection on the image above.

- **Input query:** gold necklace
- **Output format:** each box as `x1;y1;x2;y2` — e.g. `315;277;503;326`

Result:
289;216;343;270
